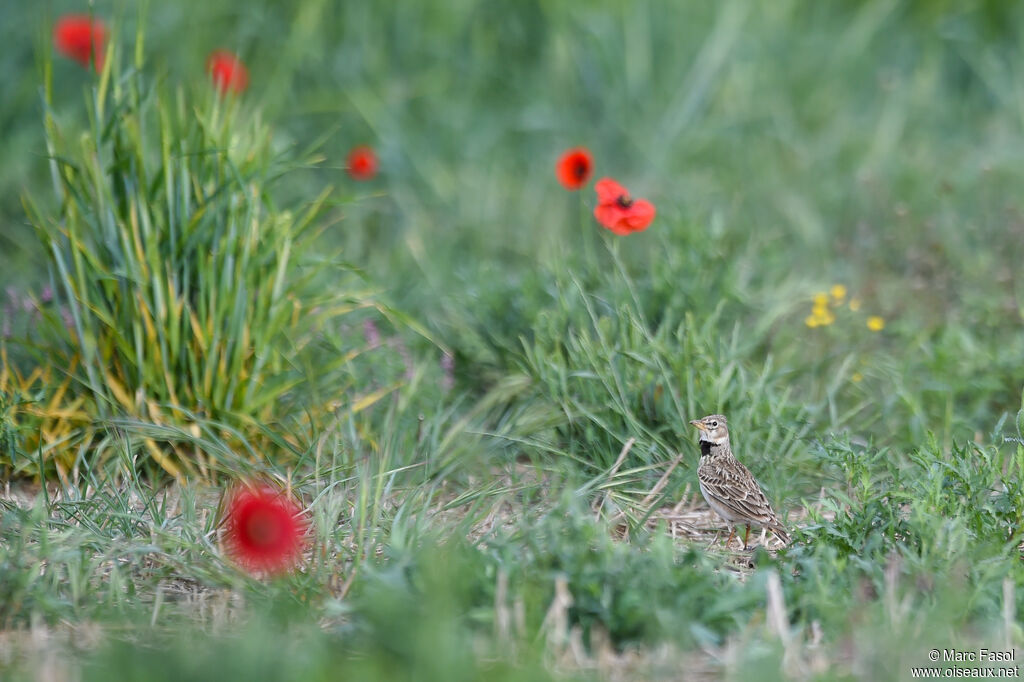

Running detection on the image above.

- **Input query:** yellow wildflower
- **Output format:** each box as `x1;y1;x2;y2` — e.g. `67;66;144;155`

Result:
851;372;863;383
849;298;862;312
806;290;841;328
806;307;835;328
830;284;847;302
867;316;885;332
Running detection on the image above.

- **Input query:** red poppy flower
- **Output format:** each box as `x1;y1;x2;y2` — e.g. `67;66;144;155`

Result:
593;177;656;235
54;15;108;70
224;485;307;575
207;50;249;95
346;145;378;181
555;147;594;190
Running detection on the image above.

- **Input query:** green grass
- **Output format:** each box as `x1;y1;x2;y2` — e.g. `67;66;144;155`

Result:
2;0;1024;679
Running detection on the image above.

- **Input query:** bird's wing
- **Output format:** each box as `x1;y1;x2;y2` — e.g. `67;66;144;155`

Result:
698;458;788;535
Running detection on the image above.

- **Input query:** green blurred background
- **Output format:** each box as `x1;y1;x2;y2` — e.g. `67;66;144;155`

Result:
6;1;1024;410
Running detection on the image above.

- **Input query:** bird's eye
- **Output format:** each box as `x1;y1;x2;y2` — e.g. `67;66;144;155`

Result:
710;421;718;427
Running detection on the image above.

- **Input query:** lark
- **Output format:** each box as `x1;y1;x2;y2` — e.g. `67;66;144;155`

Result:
688;414;790;549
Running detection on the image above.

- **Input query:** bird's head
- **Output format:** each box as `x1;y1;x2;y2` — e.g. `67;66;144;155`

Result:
689;414;729;445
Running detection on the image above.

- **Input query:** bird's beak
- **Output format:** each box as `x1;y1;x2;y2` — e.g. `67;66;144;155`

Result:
689;419;704;429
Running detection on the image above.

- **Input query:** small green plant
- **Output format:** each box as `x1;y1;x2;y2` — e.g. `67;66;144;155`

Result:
0;348;87;477
490;493;769;648
1016;387;1024;442
22;35;368;477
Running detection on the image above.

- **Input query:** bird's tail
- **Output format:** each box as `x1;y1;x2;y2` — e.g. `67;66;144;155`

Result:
771;523;791;545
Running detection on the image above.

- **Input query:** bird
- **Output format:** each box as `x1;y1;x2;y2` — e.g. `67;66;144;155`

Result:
688;414;790;549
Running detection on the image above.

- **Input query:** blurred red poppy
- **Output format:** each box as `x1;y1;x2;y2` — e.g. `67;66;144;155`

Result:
224;485;307;575
593;178;655;235
346;145;378;181
555;147;594;190
207;50;249;94
54;15;108;70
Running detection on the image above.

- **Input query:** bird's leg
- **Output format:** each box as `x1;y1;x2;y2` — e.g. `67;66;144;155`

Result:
725;527;736;548
742;524;750;550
